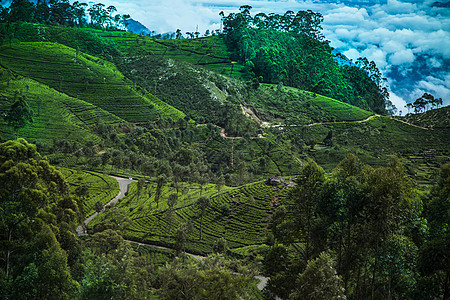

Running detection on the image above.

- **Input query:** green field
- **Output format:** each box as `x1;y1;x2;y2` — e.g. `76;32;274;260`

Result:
248;84;374;125
90;29;246;78
89;178;298;255
0;67;123;142
59;167;119;217
0;42;184;123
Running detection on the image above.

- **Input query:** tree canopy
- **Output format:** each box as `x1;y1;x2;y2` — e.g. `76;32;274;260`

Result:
221;6;391;114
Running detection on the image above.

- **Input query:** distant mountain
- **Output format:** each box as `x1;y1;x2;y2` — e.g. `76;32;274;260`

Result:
126;18;152;36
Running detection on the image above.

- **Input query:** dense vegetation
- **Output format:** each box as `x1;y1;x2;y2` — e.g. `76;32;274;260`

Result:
221;6;393;114
0;1;449;299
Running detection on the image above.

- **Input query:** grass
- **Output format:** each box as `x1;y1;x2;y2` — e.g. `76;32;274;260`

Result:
59;167;119;217
248;84;374;125
284;115;450;177
0;69;120;143
202;134;302;179
0;42;184;123
128;242;177;267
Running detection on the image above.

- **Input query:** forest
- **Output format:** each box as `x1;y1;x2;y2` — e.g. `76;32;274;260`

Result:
0;1;449;299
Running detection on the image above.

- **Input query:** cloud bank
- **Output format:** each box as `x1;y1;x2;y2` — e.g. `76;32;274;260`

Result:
78;0;449;113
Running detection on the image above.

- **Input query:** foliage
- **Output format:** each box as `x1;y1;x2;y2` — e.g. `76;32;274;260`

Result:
290;252;346;300
220;6;390;113
157;254;256;300
2;91;32;139
0;0;128;30
59;167;119;218
0;139;79;299
406;92;443;114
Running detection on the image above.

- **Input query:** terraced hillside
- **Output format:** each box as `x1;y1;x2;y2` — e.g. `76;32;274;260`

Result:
59;167;119;218
401;105;450;129
92;29;246;78
90;178;294;255
0;42;184;123
247;84;374;125
0;67;121;142
119;54;247;124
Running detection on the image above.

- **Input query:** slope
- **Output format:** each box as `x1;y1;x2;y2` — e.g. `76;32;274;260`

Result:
248;84;374;125
0;67;121;143
401;106;450;129
0;42;184;123
89;178;281;255
91;29;245;78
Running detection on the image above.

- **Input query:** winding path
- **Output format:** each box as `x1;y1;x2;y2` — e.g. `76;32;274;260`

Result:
76;176;133;235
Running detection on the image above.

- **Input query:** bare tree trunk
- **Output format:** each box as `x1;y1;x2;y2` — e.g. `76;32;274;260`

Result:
6;227;12;278
199;214;203;240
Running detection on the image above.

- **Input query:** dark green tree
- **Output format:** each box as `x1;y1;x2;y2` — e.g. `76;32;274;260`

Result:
3;94;33;139
196;196;210;240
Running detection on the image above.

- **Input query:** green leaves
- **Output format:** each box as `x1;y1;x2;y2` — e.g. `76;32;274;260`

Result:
3;95;33;139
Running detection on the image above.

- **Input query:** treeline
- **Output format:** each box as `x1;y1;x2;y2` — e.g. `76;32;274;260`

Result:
264;155;449;299
221;6;394;114
0;0;129;30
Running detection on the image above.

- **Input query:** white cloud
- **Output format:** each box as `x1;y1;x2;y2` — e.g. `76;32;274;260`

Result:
417;75;450;106
389;91;408;115
389;49;415;65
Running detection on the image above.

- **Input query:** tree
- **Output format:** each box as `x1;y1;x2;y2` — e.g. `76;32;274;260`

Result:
165;193;178;238
175;220;193;256
196;196;210;240
418;162;450;299
290;252;346;300
94;200;103;214
289;160;325;262
412;92;443;113
362;157;417;298
154;174;166;209
158;255;255;300
79;243;152;299
5;0;35;23
216;174;225;198
0;139;78;299
3;94;33;139
136;178;145;201
213;237;228;254
74;182;89;223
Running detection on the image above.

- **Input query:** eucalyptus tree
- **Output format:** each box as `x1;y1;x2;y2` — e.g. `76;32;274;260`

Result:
196;196;210;240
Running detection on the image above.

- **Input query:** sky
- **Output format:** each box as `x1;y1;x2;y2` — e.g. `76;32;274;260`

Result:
62;1;450;113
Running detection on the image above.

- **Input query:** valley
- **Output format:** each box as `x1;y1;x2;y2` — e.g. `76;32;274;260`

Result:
0;4;448;299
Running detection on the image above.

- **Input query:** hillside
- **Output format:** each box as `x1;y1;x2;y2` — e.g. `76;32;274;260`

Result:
1;12;449;300
401;105;450;129
0;66;122;142
0;42;184;123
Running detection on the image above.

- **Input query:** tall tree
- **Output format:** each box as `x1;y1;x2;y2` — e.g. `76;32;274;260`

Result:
196;196;210;240
3;94;33;139
154;174;166;209
289;160;325;262
290;252;346;300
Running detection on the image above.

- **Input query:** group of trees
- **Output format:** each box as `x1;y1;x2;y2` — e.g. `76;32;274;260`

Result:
264;155;449;299
406;92;444;114
220;6;392;114
0;139;81;298
0;0;130;30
